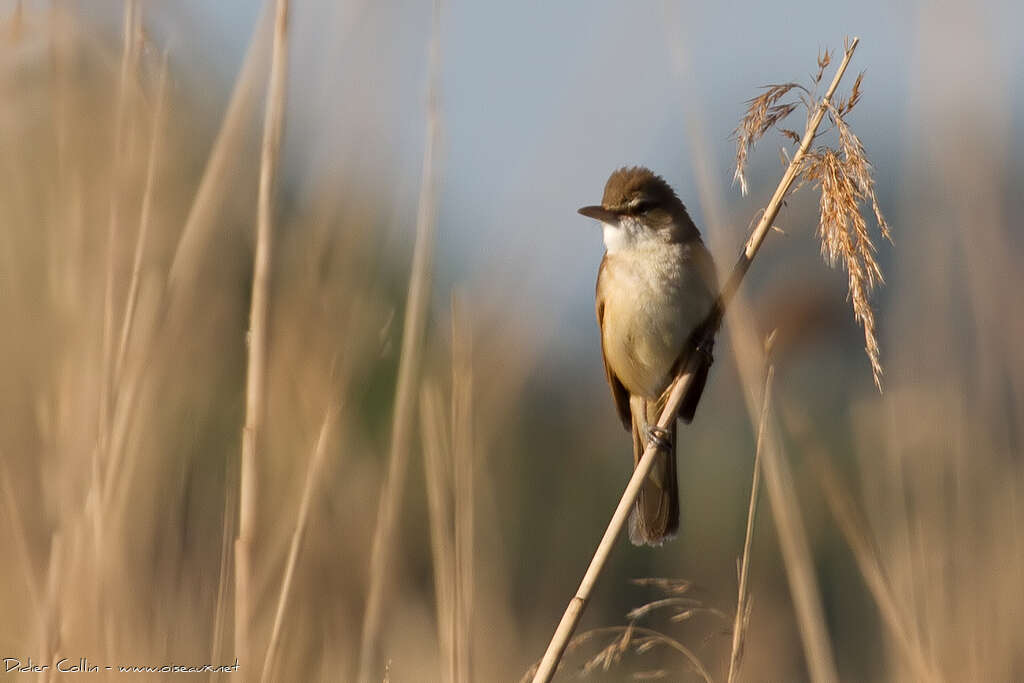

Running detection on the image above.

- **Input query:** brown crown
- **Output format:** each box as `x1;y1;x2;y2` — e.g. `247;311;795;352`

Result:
601;166;683;212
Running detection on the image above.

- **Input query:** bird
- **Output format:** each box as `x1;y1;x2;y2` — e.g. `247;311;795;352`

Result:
579;166;719;546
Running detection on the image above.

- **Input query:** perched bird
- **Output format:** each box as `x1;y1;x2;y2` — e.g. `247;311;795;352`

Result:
579;167;718;546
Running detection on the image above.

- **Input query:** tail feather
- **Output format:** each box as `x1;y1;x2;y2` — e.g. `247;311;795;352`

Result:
628;399;680;546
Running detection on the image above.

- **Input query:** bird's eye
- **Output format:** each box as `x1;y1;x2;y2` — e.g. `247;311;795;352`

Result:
628;198;653;214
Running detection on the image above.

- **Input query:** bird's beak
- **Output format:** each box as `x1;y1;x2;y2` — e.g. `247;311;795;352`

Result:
578;205;620;225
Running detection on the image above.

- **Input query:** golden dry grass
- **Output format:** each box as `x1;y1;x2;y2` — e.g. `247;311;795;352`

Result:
0;5;1022;683
733;40;890;391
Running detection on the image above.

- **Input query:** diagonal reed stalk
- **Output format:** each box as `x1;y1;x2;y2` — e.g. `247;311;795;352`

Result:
727;362;773;683
261;406;338;683
212;464;236;670
451;297;475;683
168;3;273;288
749;370;839;682
420;299;477;683
98;48;170;511
357;2;442;679
811;453;938;682
93;2;140;661
421;383;456;683
113;48;169;389
530;37;860;683
98;0;136;460
236;0;290;666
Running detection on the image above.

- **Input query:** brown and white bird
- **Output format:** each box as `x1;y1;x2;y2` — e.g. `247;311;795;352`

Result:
579;167;718;546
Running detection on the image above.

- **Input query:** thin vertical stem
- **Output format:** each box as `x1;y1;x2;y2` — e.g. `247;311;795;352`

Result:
113;49;169;390
755;399;838;682
261;407;337;682
99;0;136;451
356;2;443;680
728;365;774;683
94;1;138;660
236;0;290;665
168;3;273;287
211;471;236;670
421;385;456;683
451;298;474;683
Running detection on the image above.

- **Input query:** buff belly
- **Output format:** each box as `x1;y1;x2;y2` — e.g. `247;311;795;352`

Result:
600;243;711;400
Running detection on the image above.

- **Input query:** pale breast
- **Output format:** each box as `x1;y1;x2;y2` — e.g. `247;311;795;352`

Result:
599;242;714;399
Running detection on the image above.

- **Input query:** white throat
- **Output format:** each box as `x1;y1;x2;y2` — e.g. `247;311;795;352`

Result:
602;216;649;254
602;222;628;253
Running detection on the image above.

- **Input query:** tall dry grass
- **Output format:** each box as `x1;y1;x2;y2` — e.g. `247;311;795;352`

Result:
0;4;1022;683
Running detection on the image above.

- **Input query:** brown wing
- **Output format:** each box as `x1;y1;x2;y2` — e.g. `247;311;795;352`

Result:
676;239;719;423
596;256;632;431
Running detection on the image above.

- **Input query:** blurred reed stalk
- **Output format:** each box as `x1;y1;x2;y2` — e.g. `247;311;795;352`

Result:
98;0;137;464
357;1;443;679
420;298;476;683
743;361;838;681
810;446;937;681
168;3;273;287
100;49;169;509
531;38;862;683
420;384;456;682
261;406;338;683
113;48;168;390
212;469;236;672
709;186;840;683
236;0;290;665
451;298;475;683
93;2;141;663
727;361;773;683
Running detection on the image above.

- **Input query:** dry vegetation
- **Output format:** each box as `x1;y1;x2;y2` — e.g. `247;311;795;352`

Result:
734;41;891;390
1;5;1023;683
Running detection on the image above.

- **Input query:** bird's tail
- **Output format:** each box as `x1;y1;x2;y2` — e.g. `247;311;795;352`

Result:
628;397;679;546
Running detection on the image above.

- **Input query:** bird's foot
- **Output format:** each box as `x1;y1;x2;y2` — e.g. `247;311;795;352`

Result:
646;425;673;452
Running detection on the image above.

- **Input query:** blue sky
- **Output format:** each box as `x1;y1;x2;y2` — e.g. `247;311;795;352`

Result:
156;0;1023;353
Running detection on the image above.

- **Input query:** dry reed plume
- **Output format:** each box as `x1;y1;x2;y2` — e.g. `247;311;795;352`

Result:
522;578;724;682
734;39;891;389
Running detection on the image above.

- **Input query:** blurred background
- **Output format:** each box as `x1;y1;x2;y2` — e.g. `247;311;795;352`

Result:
1;0;1022;681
